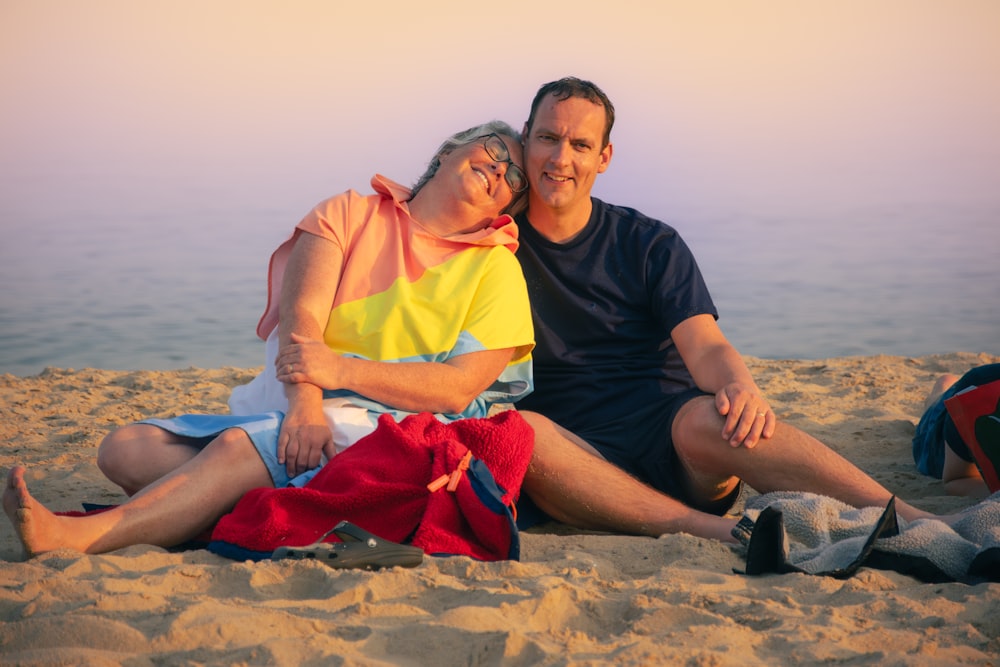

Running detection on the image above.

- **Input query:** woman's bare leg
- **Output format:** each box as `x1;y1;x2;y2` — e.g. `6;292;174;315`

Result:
97;424;202;496
4;428;273;557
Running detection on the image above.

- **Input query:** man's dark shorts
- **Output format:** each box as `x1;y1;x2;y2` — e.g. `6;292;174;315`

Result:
516;387;744;529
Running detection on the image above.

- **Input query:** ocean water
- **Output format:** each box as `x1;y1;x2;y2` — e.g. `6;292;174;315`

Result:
681;200;998;360
1;185;997;377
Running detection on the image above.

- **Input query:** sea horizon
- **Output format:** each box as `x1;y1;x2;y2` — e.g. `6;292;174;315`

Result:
2;183;996;378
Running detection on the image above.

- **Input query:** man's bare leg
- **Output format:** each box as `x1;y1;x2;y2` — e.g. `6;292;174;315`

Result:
97;424;203;496
518;411;740;542
672;397;950;524
4;428;273;557
519;396;960;543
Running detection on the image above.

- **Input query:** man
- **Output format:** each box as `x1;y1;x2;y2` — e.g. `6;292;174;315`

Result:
513;77;953;542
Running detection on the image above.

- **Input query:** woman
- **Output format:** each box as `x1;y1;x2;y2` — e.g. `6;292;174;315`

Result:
4;121;534;557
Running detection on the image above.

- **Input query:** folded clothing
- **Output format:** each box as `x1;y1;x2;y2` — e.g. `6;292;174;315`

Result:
734;491;1000;584
208;410;534;563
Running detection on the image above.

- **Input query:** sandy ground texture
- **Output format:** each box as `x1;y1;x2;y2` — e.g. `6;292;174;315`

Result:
1;351;998;666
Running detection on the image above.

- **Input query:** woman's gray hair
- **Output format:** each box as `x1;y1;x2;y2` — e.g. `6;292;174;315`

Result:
409;120;526;215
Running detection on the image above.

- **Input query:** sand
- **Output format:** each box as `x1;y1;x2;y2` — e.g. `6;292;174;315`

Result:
1;352;998;665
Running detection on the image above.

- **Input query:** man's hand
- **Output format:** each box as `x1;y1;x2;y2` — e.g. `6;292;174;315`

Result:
276;332;342;390
277;407;335;477
715;383;774;448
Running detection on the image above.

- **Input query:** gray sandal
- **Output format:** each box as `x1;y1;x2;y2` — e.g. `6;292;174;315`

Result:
271;520;423;570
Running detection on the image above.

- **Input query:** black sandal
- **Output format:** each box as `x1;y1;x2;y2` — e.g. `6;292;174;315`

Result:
271;520;423;570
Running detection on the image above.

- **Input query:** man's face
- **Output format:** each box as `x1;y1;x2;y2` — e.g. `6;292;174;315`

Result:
522;94;612;216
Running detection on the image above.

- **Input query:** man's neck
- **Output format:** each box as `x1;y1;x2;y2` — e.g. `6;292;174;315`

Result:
525;198;593;244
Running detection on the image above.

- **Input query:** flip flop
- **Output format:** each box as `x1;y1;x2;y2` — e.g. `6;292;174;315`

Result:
271;520;424;570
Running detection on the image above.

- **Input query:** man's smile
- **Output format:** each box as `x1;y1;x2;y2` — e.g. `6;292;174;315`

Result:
543;172;572;184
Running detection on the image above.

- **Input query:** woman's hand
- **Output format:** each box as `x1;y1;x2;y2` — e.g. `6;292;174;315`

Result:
277;404;335;477
275;332;342;389
275;332;340;476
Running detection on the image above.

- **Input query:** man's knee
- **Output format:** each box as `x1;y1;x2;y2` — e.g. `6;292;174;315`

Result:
670;397;744;505
672;395;723;443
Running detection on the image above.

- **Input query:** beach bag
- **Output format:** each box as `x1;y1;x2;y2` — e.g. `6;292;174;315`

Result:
208;410;534;562
944;379;1000;492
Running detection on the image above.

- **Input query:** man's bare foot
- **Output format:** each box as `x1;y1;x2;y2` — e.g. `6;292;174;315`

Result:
3;466;78;558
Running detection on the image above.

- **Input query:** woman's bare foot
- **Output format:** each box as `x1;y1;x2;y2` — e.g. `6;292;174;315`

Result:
3;466;83;558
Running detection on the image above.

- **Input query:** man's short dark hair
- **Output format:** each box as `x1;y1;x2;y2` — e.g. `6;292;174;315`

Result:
525;77;615;148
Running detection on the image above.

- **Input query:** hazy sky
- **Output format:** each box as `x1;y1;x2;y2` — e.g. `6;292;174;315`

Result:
3;0;999;223
1;1;998;371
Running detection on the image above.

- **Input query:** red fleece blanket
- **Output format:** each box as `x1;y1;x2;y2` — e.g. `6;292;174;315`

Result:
208;410;534;561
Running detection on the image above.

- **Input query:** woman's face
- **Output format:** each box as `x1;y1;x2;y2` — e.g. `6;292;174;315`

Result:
437;133;526;217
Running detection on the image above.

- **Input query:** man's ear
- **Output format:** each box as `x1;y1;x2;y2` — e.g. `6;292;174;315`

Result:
597;142;613;174
521;122;529;144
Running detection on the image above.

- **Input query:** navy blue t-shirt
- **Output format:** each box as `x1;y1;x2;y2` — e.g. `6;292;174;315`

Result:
514;198;717;461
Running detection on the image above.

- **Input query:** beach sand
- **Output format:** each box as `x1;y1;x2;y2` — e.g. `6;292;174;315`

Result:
2;352;998;665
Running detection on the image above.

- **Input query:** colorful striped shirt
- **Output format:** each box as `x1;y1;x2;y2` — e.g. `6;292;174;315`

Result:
251;174;534;421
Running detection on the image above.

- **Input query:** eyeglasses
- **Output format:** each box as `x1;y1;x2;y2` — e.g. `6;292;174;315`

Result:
481;134;528;193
